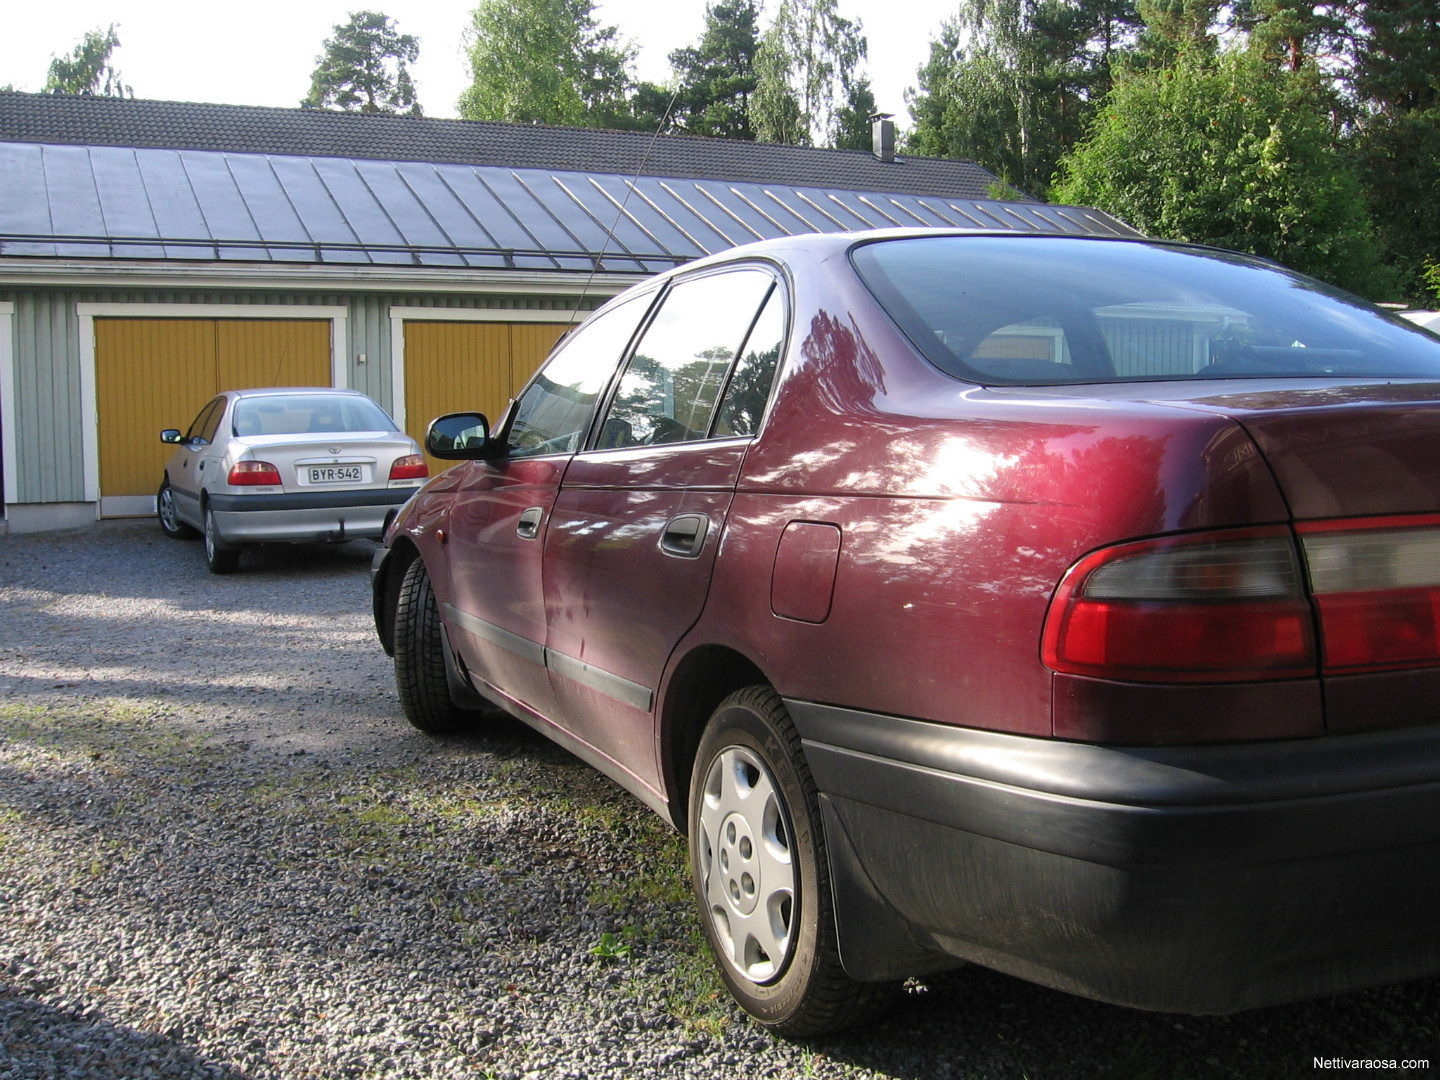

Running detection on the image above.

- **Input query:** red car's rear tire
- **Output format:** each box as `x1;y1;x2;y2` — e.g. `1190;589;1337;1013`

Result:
689;685;891;1036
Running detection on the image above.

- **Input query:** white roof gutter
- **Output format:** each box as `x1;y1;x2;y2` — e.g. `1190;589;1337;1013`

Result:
0;258;646;296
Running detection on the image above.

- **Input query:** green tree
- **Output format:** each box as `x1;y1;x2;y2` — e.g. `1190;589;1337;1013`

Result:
44;25;130;97
459;0;634;127
1425;260;1440;304
614;81;681;133
832;75;876;150
669;0;762;139
753;0;868;147
752;32;804;144
908;22;1024;183
1234;0;1354;73
1053;48;1388;296
1128;0;1222;68
907;0;1139;199
1347;0;1440;302
304;11;422;116
1352;0;1440;112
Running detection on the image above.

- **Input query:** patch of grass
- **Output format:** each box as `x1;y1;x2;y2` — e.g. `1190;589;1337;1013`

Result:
245;773;316;807
432;790;509;822
582;824;731;1033
327;787;418;833
0;806;22;854
0;697;217;767
587;827;690;915
355;804;410;827
661;932;731;1038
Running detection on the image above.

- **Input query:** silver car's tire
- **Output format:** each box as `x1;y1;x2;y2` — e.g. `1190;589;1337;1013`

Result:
688;686;887;1036
393;558;475;734
156;479;198;539
203;506;240;574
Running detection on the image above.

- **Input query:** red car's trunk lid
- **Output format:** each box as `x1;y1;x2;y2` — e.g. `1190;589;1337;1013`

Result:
1153;381;1440;520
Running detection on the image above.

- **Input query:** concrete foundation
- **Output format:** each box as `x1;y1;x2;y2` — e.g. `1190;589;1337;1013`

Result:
1;502;101;534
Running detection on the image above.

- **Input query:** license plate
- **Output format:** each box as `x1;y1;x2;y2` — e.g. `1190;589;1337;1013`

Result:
309;466;362;483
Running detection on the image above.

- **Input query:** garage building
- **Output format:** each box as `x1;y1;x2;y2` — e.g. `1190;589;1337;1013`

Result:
0;92;1136;532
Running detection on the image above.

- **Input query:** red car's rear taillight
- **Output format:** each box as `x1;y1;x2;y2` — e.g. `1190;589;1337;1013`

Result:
1042;527;1316;683
388;454;429;481
228;460;282;486
1299;515;1440;674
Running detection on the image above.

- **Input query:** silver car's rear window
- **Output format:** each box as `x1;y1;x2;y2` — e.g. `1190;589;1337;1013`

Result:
850;236;1440;385
231;394;396;437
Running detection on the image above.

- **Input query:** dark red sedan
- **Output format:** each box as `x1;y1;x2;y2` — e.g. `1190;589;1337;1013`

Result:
373;229;1440;1035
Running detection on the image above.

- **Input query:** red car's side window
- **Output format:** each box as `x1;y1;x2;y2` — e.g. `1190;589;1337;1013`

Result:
507;295;651;458
601;268;779;447
714;286;785;438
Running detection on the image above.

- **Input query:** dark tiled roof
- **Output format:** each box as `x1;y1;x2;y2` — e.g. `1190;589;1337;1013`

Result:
0;90;1014;201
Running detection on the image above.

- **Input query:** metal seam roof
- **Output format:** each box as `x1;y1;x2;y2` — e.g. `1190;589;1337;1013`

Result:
0;141;1142;271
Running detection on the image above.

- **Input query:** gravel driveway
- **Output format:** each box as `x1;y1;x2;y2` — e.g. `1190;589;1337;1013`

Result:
1;520;1436;1079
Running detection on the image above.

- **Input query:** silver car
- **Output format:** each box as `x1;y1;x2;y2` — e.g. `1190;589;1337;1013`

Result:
157;387;427;573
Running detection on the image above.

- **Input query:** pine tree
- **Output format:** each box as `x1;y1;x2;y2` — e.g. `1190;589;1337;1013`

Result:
669;0;762;139
304;11;422;116
1348;0;1440;302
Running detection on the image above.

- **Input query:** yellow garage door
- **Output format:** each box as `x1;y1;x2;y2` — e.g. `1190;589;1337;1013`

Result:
404;320;569;472
217;320;331;392
96;318;330;502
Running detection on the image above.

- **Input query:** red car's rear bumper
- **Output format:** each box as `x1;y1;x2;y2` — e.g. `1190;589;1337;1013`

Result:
792;700;1440;1013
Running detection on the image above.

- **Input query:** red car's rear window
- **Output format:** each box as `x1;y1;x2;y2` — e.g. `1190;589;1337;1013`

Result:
850;235;1440;386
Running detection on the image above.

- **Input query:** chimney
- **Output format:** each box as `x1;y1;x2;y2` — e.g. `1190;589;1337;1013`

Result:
870;113;895;163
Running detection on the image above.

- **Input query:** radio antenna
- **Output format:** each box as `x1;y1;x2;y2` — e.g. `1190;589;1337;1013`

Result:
568;85;684;326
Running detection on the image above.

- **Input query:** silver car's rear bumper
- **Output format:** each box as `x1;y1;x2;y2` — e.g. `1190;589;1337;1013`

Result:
209;488;415;543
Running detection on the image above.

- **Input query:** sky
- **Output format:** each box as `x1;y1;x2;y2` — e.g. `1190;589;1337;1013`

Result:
1;1;956;131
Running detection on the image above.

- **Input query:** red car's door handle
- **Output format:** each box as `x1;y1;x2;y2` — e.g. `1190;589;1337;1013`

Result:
517;507;544;540
660;514;709;558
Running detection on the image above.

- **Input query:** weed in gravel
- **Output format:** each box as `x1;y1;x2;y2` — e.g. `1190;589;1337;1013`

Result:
587;826;690;911
590;930;634;961
245;772;316;806
564;797;632;838
432;789;508;822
